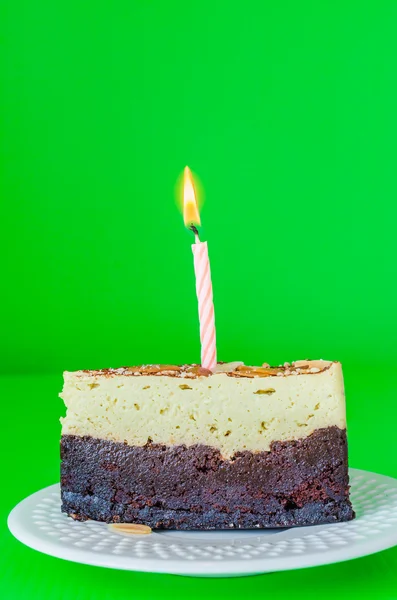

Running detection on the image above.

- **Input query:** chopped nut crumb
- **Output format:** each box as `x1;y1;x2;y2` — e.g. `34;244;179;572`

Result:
109;523;152;535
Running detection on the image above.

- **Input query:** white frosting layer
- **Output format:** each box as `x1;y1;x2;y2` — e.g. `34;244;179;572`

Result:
60;360;346;457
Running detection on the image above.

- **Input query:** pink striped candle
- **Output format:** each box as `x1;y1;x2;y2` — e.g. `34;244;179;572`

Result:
191;238;217;371
183;167;217;371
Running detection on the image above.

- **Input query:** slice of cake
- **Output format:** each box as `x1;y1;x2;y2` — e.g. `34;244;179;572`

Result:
60;360;354;529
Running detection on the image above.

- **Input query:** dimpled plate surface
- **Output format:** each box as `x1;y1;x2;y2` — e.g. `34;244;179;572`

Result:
8;469;397;577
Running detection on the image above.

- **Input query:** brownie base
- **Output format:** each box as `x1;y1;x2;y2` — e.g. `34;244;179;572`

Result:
60;426;354;529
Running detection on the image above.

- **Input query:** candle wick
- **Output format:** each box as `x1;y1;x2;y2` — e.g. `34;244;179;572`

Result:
189;225;201;243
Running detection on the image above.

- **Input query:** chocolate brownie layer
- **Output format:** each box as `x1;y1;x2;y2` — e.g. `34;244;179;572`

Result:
61;426;354;529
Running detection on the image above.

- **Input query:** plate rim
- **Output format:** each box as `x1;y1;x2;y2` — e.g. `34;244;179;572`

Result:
8;468;397;576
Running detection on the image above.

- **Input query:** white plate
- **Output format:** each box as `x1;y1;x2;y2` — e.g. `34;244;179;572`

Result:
8;469;397;577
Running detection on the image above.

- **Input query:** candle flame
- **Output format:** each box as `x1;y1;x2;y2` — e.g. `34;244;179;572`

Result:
183;166;201;227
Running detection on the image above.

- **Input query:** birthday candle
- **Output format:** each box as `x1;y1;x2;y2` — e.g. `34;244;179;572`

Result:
183;167;217;371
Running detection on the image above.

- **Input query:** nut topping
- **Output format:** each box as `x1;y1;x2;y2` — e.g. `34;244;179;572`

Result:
185;366;212;377
109;523;152;535
229;366;280;378
78;360;334;379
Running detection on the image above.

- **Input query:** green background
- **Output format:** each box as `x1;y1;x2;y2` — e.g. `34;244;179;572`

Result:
1;0;396;598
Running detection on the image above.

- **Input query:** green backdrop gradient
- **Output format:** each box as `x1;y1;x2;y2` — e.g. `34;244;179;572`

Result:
2;0;397;374
1;1;397;599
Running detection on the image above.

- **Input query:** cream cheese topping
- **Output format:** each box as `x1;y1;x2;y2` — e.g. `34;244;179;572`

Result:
60;360;346;458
